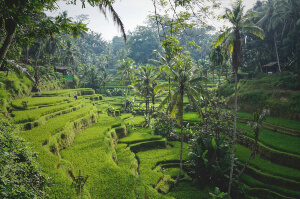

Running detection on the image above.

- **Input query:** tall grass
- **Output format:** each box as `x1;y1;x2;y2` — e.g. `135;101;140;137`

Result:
238;123;300;155
235;144;300;181
136;141;189;186
12;100;81;123
61;114;144;198
12;96;71;109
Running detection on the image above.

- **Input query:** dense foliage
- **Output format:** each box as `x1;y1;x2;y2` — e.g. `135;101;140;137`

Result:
0;119;49;198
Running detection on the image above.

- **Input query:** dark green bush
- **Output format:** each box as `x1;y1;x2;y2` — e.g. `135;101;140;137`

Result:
0;119;49;198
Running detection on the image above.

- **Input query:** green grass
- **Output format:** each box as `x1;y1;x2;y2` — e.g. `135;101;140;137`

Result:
183;112;200;122
60;114;144;198
167;182;212;199
235;144;300;181
11;100;82;123
20;105;96;198
136;141;189;186
241;174;300;198
12;96;71;109
237;123;300;155
119;127;162;144
116;143;138;175
238;111;300;130
22;103;94;145
34;88;95;97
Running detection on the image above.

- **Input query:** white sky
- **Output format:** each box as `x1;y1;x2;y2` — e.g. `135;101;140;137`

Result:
46;0;258;41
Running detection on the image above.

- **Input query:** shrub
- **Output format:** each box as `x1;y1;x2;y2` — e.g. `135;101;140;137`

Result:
188;133;236;192
0;119;49;198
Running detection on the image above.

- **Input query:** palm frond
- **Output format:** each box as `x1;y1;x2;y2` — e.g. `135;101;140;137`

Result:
215;28;232;48
99;1;126;42
242;26;265;40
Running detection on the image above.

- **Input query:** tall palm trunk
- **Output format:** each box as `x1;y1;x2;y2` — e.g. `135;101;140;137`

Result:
274;34;281;72
124;81;127;111
174;85;184;186
228;70;237;194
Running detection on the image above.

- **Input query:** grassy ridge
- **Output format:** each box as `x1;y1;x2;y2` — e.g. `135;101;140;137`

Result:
34;88;95;97
238;111;300;130
240;175;300;198
12;96;71;109
235;144;300;181
11;100;81;123
136;141;189;186
237;123;300;155
119;127;162;144
167;182;212;199
20;104;96;198
22;104;94;145
60;114;143;198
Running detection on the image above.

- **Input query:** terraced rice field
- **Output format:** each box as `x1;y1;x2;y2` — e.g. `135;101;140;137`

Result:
11;88;300;199
12;88;194;198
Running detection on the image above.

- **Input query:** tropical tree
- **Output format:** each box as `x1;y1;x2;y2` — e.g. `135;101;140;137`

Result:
151;36;184;105
155;56;208;186
99;68;113;91
78;64;90;88
209;45;225;84
116;57;136;111
88;65;99;89
132;64;160;124
62;39;78;72
214;0;265;194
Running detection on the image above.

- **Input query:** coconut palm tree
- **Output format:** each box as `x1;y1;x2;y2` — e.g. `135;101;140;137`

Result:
62;39;78;72
214;0;265;194
132;64;160;124
209;45;225;84
116;57;136;111
78;64;90;88
99;68;113;91
155;56;209;186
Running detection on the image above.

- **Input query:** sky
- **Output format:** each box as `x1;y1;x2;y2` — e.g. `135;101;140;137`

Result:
46;0;259;41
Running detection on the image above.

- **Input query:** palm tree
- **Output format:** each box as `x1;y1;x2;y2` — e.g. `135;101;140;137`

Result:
151;36;184;107
116;57;135;111
132;65;160;124
155;56;208;186
44;33;63;73
62;39;78;72
78;64;90;88
88;65;99;89
209;45;225;84
214;0;265;194
256;0;282;72
99;68;113;91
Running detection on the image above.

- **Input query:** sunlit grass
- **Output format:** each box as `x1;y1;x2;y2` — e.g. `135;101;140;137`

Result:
237;123;300;155
238;111;300;130
61;114;143;198
136;141;189;186
12;96;71;109
235;144;300;181
11;100;81;123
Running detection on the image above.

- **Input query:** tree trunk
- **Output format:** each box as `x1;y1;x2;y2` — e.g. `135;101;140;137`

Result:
274;34;281;72
124;81;127;111
228;70;238;194
174;86;184;186
0;25;16;68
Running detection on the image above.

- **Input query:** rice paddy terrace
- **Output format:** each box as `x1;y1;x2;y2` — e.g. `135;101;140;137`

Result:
11;88;300;198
